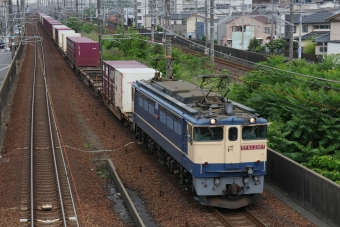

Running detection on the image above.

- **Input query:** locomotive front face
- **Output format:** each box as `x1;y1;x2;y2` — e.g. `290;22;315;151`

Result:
186;122;267;198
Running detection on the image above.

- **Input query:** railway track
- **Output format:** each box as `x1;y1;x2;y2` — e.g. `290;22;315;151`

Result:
214;208;268;227
20;14;78;227
180;48;254;72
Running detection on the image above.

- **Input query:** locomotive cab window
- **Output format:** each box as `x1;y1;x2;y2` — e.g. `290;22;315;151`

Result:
242;126;267;140
228;127;238;141
193;127;223;141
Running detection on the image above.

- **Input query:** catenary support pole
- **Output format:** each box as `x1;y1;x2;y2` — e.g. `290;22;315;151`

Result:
165;0;172;78
298;0;303;59
210;0;214;65
289;0;294;60
97;0;102;68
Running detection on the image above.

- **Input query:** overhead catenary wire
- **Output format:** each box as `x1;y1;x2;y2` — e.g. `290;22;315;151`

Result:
154;24;340;87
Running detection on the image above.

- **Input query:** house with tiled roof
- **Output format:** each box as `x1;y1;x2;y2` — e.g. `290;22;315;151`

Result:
285;11;332;42
222;15;274;50
144;13;210;39
284;11;333;54
321;10;340;56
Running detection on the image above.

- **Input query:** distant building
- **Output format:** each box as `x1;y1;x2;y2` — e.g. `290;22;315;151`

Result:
284;10;333;56
320;10;340;56
222;15;273;50
144;12;217;40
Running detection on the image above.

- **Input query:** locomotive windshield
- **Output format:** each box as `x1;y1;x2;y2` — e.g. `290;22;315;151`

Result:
193;127;224;141
242;126;267;140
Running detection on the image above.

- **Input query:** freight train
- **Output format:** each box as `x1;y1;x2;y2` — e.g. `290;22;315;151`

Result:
36;12;268;209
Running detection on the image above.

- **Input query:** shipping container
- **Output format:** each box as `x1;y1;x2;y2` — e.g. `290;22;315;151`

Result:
58;30;75;49
52;25;68;40
67;37;99;67
103;61;149;102
61;32;80;52
40;14;49;23
102;61;156;119
44;19;62;37
55;27;72;46
40;15;51;24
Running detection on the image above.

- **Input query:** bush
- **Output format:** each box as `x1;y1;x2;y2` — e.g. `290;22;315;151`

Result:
248;37;260;51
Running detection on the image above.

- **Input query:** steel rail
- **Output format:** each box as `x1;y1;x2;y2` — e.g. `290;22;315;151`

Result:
39;20;79;226
213;207;268;227
243;208;268;227
37;18;79;227
30;20;67;226
38;25;67;227
30;22;37;227
180;48;254;72
213;209;234;227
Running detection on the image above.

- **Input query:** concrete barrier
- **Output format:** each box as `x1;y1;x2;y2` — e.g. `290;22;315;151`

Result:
0;42;26;154
266;148;339;227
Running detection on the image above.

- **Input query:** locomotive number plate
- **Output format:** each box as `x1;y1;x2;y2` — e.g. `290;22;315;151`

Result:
241;144;266;150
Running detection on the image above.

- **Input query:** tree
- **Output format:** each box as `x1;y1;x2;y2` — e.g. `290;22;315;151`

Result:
228;54;340;184
265;39;287;52
248;37;261;51
303;38;316;54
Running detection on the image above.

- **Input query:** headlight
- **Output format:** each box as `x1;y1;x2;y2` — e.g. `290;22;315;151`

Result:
210;118;216;125
249;117;256;123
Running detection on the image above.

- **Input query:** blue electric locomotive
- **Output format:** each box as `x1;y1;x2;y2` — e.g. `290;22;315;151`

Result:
132;75;268;209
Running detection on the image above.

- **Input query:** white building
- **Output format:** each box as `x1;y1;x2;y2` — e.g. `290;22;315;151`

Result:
136;0;252;28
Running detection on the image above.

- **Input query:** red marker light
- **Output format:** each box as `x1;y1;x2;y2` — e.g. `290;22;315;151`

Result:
256;160;261;164
204;161;209;166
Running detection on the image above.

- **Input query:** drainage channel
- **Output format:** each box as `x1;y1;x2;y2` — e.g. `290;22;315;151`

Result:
97;159;158;227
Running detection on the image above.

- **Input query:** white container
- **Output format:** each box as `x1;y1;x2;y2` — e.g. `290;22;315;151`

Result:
52;25;68;40
58;30;75;48
115;68;157;113
62;33;81;52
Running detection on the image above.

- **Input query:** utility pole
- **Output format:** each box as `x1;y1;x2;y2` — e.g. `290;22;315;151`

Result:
298;0;303;59
195;0;197;39
241;0;244;50
144;0;146;29
165;0;172;78
289;0;293;60
89;0;92;21
8;0;13;34
205;0;208;46
270;3;274;41
97;0;102;68
76;0;78;15
151;0;154;42
210;0;214;65
134;0;137;29
102;0;104;22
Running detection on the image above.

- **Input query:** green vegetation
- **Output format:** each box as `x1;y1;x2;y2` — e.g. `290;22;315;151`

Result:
84;142;91;149
303;38;316;54
100;26;215;80
228;54;340;184
248;37;261;51
265;38;287;52
66;18;106;34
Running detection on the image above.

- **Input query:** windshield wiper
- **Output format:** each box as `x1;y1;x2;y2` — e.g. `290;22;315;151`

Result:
208;127;214;138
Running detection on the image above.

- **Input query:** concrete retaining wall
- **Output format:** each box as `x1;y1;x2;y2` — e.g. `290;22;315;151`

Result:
267;148;339;227
0;43;26;153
